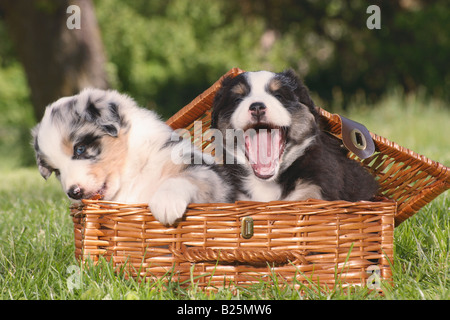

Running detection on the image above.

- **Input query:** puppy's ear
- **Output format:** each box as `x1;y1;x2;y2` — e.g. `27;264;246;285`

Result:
281;69;318;117
211;76;231;129
37;156;53;180
86;100;122;137
31;125;52;180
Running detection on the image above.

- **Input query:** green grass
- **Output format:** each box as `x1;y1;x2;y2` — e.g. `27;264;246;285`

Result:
0;92;448;300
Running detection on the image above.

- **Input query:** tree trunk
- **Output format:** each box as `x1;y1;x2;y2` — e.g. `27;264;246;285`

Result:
0;0;109;120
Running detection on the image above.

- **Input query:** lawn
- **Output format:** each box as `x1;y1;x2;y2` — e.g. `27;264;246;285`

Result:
0;92;448;300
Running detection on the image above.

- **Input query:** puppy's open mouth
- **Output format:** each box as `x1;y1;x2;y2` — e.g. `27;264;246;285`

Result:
244;124;287;179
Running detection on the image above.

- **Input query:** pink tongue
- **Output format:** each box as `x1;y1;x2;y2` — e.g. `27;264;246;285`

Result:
245;130;282;179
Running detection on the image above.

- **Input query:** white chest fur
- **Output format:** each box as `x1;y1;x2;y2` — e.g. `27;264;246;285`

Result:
239;175;283;201
239;175;323;202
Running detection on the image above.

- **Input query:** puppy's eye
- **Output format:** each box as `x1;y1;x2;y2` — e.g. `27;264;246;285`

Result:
75;145;86;156
274;94;283;100
234;98;243;104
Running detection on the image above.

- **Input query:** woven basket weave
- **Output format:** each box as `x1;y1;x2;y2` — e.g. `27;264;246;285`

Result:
71;68;449;289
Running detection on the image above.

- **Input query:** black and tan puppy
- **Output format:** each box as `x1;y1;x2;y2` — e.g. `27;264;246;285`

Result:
211;70;379;202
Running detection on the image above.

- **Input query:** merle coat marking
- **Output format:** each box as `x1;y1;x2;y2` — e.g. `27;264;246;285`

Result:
32;88;232;225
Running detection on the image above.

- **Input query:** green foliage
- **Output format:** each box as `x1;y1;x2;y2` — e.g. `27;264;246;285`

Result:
0;63;35;167
95;0;269;118
0;19;16;68
92;0;450;118
1;0;449;120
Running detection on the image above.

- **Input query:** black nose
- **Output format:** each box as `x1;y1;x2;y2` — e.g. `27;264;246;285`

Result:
249;102;266;119
67;185;84;200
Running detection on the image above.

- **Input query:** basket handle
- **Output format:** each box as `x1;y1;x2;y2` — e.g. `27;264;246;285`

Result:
170;246;309;265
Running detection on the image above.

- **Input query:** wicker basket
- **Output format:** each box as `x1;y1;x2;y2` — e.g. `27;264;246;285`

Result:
71;68;449;290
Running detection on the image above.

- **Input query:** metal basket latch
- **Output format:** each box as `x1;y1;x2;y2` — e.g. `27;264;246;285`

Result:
241;216;254;239
339;115;375;159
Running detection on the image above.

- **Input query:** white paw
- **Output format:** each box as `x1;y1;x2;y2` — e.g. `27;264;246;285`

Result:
149;185;191;226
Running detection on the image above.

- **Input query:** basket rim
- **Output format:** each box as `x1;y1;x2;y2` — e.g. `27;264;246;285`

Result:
71;198;397;220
